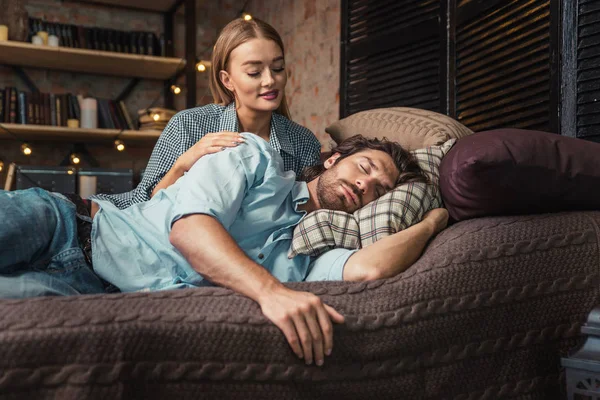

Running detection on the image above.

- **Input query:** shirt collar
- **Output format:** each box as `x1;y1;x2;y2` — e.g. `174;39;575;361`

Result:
220;102;295;157
219;102;239;132
291;182;310;215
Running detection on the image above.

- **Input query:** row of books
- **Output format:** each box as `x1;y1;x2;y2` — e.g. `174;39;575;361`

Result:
28;18;166;57
0;87;137;131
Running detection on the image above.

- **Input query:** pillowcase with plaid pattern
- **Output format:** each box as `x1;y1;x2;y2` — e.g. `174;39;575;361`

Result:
288;139;455;258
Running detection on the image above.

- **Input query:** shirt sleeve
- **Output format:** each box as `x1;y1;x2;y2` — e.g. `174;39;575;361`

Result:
305;248;358;282
169;144;257;230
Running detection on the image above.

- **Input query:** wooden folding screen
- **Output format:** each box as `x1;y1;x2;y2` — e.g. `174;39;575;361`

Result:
340;0;442;116
341;0;597;141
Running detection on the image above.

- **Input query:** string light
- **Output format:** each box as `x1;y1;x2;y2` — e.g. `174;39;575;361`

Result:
153;113;160;121
171;85;182;95
67;169;75;175
243;13;252;21
114;140;125;152
0;160;4;172
196;60;212;73
70;153;81;165
21;143;32;156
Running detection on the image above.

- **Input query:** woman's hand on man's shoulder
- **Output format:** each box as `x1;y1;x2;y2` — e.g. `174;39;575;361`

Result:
175;131;246;172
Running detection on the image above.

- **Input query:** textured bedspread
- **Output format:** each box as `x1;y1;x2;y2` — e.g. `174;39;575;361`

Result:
1;211;599;399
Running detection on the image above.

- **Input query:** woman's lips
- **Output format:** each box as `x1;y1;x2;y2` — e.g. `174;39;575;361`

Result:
260;90;279;100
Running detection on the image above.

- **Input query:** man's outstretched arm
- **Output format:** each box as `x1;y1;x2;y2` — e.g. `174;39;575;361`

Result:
170;214;344;367
343;208;449;281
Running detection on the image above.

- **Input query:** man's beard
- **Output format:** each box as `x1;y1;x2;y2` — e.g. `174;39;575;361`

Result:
316;166;361;213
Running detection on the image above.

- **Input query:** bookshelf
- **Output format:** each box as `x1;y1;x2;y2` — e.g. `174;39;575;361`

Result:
0;0;198;182
0;123;161;142
0;41;185;80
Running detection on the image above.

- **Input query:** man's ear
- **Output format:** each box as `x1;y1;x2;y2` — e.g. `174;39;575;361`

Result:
324;153;341;170
219;70;234;91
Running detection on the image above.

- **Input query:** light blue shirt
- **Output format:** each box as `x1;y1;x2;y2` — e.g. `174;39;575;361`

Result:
91;133;354;292
93;102;321;209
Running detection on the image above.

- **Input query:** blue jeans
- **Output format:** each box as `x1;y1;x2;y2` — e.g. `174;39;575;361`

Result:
0;188;106;298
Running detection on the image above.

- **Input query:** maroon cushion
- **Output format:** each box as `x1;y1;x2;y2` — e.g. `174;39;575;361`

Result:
439;128;600;221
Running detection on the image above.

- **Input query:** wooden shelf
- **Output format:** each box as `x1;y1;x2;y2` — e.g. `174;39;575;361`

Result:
0;41;185;80
0;124;161;143
72;0;179;12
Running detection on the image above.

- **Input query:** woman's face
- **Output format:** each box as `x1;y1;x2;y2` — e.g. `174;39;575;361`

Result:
220;37;287;114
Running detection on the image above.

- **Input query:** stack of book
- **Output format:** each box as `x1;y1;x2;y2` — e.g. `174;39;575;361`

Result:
0;86;137;130
28;18;165;57
138;107;176;131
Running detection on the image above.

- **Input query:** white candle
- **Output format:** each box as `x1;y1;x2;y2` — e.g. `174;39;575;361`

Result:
80;98;98;129
48;34;59;47
79;175;97;199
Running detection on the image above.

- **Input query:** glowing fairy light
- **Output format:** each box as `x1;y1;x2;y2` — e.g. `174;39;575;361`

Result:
21;143;32;155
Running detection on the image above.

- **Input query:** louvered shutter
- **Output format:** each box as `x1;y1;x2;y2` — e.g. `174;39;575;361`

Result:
340;0;441;117
577;0;600;142
455;0;552;132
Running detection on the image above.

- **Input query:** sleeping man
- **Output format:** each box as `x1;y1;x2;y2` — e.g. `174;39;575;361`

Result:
0;133;448;367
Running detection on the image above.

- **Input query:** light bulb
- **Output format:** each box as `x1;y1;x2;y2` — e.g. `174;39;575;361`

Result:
70;153;81;165
21;143;32;156
0;160;4;172
171;85;181;95
243;13;252;21
67;169;74;175
196;62;206;72
153;113;160;121
114;140;125;152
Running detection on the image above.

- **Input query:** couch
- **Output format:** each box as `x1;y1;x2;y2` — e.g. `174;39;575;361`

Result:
1;210;598;399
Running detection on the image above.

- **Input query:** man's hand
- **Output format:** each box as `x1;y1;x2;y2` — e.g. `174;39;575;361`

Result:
343;208;450;281
172;215;345;367
257;286;345;366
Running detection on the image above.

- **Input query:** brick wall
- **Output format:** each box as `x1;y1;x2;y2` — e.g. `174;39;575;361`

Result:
243;0;340;150
0;0;340;188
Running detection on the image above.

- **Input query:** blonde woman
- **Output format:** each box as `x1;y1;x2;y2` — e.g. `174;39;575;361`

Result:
95;17;321;209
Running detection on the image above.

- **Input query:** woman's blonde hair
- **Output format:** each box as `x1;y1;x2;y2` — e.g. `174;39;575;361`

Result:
209;17;291;119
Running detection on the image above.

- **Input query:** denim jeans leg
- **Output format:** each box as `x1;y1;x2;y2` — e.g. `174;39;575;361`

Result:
0;270;82;298
0;188;105;298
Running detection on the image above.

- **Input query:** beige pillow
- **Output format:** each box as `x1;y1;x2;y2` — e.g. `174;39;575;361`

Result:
326;107;472;151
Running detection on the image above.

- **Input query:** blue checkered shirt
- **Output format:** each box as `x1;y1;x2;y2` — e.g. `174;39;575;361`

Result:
93;102;321;209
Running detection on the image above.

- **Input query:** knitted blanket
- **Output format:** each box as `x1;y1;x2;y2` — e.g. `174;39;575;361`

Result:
1;211;599;400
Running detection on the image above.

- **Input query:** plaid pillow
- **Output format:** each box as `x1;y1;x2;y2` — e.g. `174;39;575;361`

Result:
288;139;455;258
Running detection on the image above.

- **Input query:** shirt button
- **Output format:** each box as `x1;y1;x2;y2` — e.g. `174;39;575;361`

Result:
258;253;264;260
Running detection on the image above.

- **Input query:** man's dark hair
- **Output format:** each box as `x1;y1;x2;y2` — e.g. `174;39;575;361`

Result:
299;134;428;185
